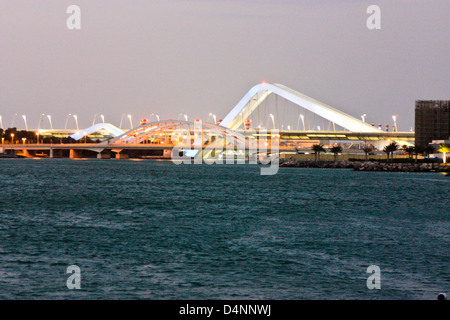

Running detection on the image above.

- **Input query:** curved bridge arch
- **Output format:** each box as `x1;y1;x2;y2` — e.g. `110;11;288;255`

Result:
108;120;255;149
70;123;124;140
220;83;382;133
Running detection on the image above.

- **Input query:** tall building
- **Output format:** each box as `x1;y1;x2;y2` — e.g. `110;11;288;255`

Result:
415;100;450;147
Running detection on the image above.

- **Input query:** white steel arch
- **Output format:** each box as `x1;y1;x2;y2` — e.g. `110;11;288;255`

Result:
70;123;124;140
220;83;382;133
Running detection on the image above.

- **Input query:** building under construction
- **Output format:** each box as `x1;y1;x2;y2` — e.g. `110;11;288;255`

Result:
415;100;450;147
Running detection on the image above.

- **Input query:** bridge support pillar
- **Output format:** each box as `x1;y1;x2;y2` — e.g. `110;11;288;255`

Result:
51;149;63;158
69;149;83;159
17;149;31;157
163;149;172;158
97;153;111;159
115;153;128;159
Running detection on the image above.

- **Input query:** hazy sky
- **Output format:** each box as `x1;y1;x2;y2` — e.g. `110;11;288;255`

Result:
1;0;449;130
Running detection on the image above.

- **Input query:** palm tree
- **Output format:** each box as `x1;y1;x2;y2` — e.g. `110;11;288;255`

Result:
330;146;343;162
388;142;399;161
383;142;399;161
383;145;390;161
362;146;372;162
312;144;325;162
437;144;450;164
405;146;415;160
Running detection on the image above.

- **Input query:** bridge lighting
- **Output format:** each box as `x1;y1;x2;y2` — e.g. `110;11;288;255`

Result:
392;115;397;132
36;131;40;144
268;114;275;129
10;133;14;143
37;114;45;130
150;113;160;122
92;113;98;126
22;137;26;144
73;115;79;131
297;114;305;131
0;115;3;129
101;115;105;123
47;115;53;130
361;114;366;123
317;126;321;131
22;115;28;131
127;114;133;129
209;113;217;124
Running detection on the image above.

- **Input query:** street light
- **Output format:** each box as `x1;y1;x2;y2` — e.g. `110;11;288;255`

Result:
268;114;275;130
10;133;14;144
209;113;217;124
119;113;125;129
0;115;3;129
92;114;105;126
73;115;79;131
92;113;98;126
150;113;159;122
36;132;40;144
47;115;53;130
297;114;305;131
392;115;398;132
22;115;28;131
361;114;367;123
128;114;133;129
37;114;45;130
22;138;26;145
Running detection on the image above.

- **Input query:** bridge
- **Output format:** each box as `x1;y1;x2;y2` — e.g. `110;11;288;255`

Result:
1;83;414;159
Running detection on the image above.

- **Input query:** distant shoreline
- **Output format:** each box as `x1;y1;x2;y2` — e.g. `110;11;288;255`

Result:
280;159;450;173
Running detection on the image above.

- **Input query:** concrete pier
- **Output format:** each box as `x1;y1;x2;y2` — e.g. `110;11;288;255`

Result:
97;153;111;159
69;149;83;159
115;153;128;159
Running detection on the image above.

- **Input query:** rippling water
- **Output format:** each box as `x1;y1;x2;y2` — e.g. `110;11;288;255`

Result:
0;159;448;299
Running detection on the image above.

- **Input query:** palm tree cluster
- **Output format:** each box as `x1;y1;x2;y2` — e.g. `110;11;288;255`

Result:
330;146;343;161
311;144;343;162
311;144;326;161
362;146;373;161
382;142;399;161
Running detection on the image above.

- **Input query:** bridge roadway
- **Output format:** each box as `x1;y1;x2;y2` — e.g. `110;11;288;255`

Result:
1;130;414;157
1;142;293;158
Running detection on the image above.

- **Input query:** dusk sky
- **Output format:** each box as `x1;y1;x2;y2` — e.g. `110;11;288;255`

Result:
1;0;449;130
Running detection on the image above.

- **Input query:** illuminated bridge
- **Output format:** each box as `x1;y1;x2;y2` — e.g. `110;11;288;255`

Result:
1;83;414;159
